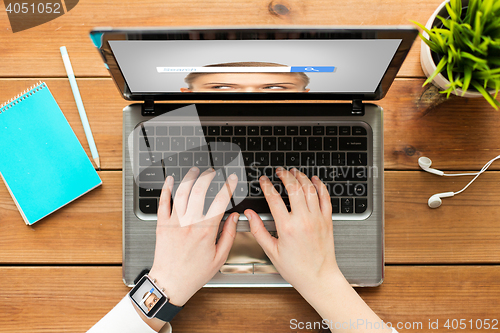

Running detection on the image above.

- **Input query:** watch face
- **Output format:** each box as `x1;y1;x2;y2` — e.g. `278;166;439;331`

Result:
130;276;167;318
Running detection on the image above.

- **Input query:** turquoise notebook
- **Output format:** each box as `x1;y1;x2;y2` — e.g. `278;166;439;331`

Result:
0;82;102;225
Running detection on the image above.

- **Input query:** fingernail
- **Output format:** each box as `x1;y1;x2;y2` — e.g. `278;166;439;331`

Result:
244;211;252;221
276;167;284;172
260;175;269;181
166;175;174;185
233;213;240;223
190;166;199;172
291;167;298;172
229;173;237;180
312;175;319;180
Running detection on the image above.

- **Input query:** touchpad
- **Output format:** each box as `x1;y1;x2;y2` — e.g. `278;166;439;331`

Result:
226;232;271;265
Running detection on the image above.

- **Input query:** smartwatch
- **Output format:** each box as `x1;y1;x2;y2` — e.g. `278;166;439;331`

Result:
129;274;183;322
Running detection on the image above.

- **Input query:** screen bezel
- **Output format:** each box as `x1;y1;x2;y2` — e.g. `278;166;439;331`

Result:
90;27;417;101
129;275;168;318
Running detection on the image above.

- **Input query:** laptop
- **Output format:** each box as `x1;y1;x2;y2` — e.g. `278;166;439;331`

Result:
89;26;417;287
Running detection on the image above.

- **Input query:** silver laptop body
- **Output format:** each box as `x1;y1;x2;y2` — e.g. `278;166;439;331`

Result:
90;26;417;287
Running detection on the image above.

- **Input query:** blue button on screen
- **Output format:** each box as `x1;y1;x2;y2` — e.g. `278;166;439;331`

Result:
290;66;335;72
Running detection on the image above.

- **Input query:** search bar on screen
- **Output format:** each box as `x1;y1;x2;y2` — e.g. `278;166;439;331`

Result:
156;66;335;73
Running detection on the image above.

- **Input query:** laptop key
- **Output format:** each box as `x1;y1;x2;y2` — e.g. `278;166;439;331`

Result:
277;137;292;151
169;126;181;136
242;152;254;166
208;126;220;136
341;198;354;214
139;183;163;197
301;152;316;166
308;137;322;151
352;126;367;135
194;126;204;136
331;197;340;214
293;137;307;150
186;137;201;151
140;126;154;136
347;152;368;166
165;167;181;181
249;182;263;196
215;137;231;151
139;199;158;214
235;126;246;136
247;137;262;151
163;153;177;166
318;167;333;181
300;126;311;135
139;137;153;151
355;198;368;213
221;126;233;136
339;126;351;135
353;183;367;196
339;137;367;151
139;167;164;182
326;126;337;135
334;166;367;181
324;137;337;151
182;126;194;136
140;152;162;166
255;152;270;166
313;126;324;135
156;137;169;151
316;152;331;166
179;152;193;166
263;137;277;151
194;152;210;166
211;152;224;167
274;126;285;136
248;126;259;135
271;152;285;166
261;126;272;135
286;152;300;166
171;137;185;151
156;126;168;136
287;126;298;135
332;152;346;166
225;152;239;164
232;137;246;151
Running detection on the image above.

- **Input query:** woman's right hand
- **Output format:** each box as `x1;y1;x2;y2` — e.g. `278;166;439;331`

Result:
244;167;344;295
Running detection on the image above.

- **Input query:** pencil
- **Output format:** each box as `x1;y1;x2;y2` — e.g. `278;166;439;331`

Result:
60;46;101;170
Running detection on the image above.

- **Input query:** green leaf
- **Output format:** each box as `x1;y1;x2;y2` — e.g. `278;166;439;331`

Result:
423;55;448;86
472;80;500;109
462;66;473;94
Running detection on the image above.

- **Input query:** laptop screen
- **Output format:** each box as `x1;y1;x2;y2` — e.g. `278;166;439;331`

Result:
91;27;417;101
108;40;401;94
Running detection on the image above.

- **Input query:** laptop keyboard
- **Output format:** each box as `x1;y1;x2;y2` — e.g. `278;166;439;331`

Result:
136;121;370;218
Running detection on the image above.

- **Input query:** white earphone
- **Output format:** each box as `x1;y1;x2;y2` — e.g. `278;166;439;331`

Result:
418;155;500;208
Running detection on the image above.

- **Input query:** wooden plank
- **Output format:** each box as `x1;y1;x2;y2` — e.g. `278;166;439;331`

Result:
0;0;444;78
0;172;122;264
0;265;499;332
385;171;500;264
1;171;499;264
1;78;499;171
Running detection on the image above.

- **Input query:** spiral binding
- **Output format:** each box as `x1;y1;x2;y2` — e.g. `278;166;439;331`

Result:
0;81;45;114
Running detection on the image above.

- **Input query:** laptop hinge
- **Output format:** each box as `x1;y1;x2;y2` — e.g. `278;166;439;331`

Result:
351;99;365;116
142;99;155;116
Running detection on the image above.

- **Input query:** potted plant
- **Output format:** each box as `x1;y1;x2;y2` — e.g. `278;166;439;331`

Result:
412;0;500;109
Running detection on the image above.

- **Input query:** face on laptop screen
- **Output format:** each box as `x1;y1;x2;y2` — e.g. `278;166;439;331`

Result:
108;40;401;94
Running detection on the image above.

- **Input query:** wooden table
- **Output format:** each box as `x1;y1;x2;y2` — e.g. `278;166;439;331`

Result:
1;1;499;332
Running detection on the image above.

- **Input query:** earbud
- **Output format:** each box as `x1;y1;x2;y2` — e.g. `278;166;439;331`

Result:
428;192;455;208
418;157;444;176
419;155;500;208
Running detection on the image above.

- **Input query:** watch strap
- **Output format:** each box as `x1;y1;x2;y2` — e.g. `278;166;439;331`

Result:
155;300;183;322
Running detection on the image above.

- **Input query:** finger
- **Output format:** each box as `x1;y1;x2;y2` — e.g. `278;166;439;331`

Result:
289;168;320;213
259;175;289;225
245;209;277;257
311;175;332;217
275;167;307;213
172;167;200;216
158;175;174;220
215;212;239;264
184;168;217;216
205;173;238;222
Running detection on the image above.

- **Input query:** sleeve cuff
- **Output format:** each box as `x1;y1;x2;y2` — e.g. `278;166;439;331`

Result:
86;296;171;333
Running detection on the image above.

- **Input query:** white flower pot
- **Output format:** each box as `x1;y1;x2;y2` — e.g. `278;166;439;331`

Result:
420;0;488;98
